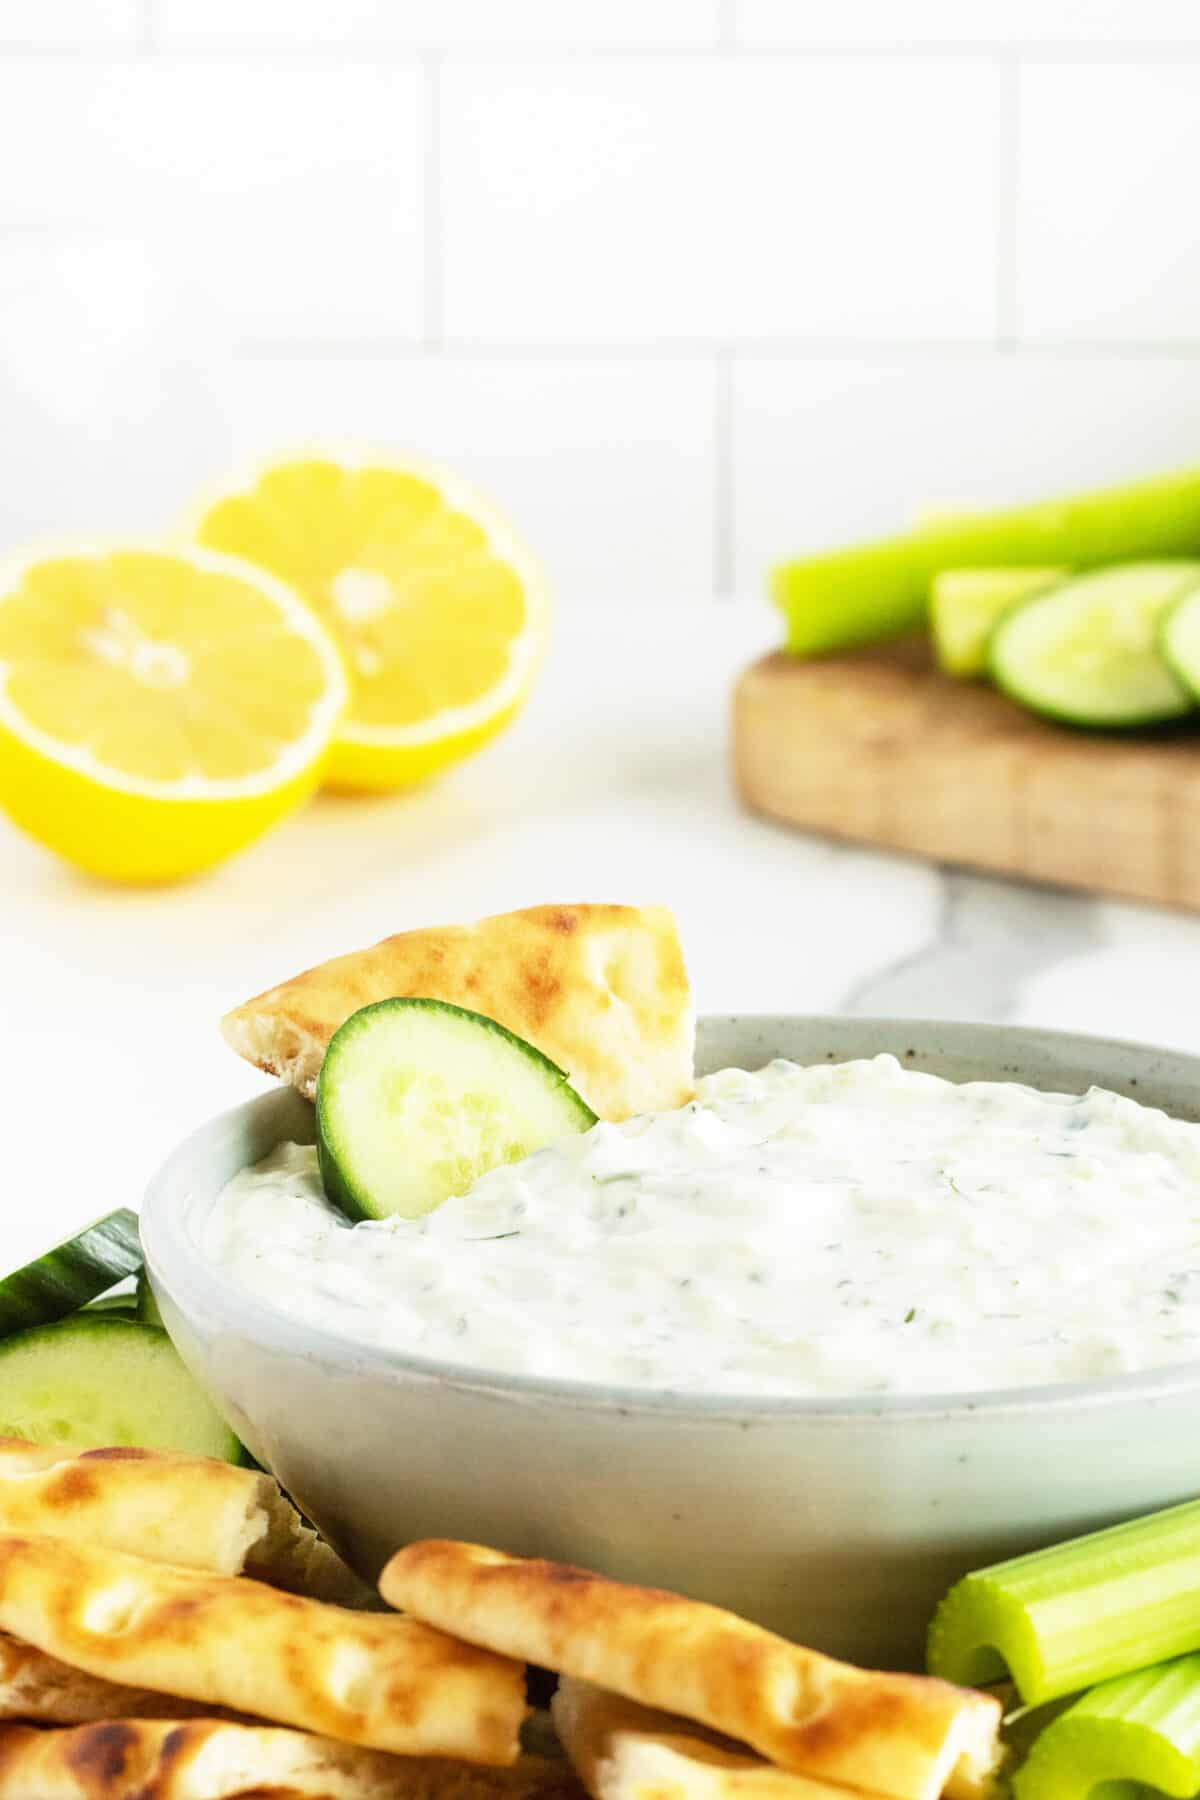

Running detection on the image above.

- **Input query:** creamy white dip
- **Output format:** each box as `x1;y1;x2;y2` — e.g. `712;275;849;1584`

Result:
203;1055;1200;1397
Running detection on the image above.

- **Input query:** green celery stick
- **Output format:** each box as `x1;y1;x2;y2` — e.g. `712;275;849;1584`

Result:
1013;1656;1200;1800
772;464;1200;656
927;1497;1200;1706
931;568;1067;677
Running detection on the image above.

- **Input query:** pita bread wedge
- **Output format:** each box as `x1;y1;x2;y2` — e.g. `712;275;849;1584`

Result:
552;1679;889;1800
380;1543;1001;1800
0;1535;526;1762
0;1721;586;1800
0;1441;373;1606
220;903;694;1122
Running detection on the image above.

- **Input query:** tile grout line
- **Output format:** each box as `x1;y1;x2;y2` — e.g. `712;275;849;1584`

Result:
994;50;1021;350
714;349;735;599
8;41;1200;64
423;50;444;352
231;338;1200;363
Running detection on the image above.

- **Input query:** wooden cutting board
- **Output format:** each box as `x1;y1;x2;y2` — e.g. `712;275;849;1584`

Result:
733;638;1200;912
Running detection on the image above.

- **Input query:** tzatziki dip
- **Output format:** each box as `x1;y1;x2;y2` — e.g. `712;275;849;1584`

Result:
203;1054;1200;1397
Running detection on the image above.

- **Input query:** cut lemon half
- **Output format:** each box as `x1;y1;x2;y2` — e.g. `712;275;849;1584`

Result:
190;454;548;790
0;545;347;882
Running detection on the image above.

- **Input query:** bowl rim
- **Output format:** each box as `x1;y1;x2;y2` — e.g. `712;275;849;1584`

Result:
141;1012;1200;1422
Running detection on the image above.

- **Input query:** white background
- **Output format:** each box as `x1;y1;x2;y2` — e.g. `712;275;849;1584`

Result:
6;1;1200;1244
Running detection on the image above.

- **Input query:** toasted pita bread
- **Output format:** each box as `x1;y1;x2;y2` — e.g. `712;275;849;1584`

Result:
0;1441;373;1606
552;1679;888;1800
380;1543;1000;1800
0;1629;252;1726
220;903;694;1122
0;1535;525;1762
0;1721;585;1800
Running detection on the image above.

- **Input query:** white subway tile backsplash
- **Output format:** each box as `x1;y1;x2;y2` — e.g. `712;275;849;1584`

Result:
737;0;1200;46
733;354;1200;592
0;1;142;45
0;24;1197;605
441;58;1002;345
178;354;716;604
1018;63;1200;342
0;62;424;339
156;0;719;49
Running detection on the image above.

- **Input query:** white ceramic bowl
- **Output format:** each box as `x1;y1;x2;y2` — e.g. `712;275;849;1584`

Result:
142;1015;1200;1670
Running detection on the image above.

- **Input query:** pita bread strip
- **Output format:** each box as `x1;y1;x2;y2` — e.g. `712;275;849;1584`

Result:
0;1444;273;1578
380;1543;1000;1800
0;1535;525;1762
0;1440;372;1604
0;1721;585;1800
0;1629;255;1727
552;1679;891;1800
220;902;695;1122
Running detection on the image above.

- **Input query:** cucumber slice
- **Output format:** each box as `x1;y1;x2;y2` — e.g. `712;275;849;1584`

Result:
316;997;598;1222
0;1210;143;1338
0;1315;239;1460
135;1269;164;1328
988;562;1200;729
930;568;1066;677
1158;584;1200;699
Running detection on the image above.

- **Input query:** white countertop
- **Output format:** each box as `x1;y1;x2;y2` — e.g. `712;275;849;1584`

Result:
4;603;1199;1259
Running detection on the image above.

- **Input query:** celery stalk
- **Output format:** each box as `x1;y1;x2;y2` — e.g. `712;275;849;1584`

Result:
927;1498;1200;1706
772;464;1200;657
1013;1656;1200;1800
930;568;1067;676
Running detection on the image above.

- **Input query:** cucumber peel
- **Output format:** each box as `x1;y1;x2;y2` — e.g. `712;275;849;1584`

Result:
0;1210;143;1337
0;1314;240;1461
931;568;1067;676
317;997;597;1222
988;562;1200;729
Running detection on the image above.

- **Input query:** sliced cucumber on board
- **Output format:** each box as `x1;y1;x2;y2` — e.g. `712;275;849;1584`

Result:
930;568;1066;677
317;997;597;1222
1159;587;1200;700
0;1315;240;1461
988;562;1200;729
0;1210;143;1337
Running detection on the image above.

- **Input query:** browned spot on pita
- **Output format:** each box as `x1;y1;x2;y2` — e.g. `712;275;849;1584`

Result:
65;1718;139;1782
42;1465;101;1508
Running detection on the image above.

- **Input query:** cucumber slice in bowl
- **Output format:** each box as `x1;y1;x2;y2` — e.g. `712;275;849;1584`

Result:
317;998;598;1222
989;562;1200;729
0;1315;240;1460
0;1209;142;1336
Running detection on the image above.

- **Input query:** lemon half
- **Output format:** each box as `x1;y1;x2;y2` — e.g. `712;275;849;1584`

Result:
0;545;346;881
191;455;548;790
